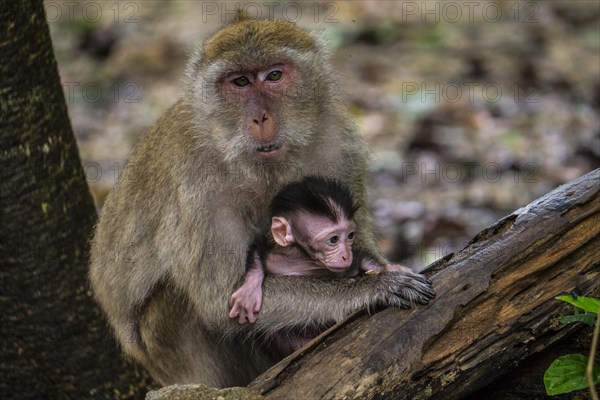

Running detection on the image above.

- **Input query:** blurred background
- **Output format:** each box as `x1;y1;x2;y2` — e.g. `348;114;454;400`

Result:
45;0;599;270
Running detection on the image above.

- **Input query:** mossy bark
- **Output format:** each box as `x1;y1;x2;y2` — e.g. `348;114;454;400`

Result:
0;1;153;398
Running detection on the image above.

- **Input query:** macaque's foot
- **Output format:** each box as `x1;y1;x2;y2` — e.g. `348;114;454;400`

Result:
377;270;436;308
229;287;263;324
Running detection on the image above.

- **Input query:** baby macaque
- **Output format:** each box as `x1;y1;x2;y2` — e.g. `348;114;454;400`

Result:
229;176;407;324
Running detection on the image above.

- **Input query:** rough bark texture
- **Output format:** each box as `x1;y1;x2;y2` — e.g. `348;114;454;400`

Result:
0;1;153;398
246;168;600;400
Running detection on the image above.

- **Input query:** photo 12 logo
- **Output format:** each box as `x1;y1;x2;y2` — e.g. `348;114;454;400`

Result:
62;82;140;104
44;1;139;23
200;2;340;23
398;1;539;23
401;82;539;104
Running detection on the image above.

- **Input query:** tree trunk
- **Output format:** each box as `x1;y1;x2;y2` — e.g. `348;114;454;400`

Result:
0;2;153;398
248;168;600;400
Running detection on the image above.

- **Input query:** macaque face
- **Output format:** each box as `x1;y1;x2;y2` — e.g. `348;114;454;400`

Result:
294;213;356;272
220;63;297;162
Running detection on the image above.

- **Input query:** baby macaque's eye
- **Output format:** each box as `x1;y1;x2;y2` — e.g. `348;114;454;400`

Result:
348;232;355;240
327;236;339;245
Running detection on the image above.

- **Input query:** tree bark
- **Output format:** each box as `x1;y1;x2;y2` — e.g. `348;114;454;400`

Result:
248;168;600;400
0;2;153;398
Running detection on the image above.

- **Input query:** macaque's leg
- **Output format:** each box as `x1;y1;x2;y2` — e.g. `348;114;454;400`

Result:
229;251;265;324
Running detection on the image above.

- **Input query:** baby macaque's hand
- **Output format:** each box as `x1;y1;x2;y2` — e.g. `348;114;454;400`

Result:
229;284;262;324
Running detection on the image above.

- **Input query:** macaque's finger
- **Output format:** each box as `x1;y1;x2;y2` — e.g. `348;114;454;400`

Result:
228;303;240;318
238;309;248;324
246;310;257;324
254;298;262;313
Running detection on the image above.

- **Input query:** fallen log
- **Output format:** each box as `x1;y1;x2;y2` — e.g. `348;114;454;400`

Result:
248;168;600;400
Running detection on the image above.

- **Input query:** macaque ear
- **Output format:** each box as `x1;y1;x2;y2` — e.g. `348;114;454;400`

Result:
271;217;295;247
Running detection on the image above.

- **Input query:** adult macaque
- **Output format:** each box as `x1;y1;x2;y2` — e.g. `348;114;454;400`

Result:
90;13;435;387
229;176;411;325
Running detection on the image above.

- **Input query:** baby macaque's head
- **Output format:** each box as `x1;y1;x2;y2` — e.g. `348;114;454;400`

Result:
269;176;359;272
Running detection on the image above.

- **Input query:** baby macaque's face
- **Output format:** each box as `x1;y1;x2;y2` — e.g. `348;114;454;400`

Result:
293;212;356;272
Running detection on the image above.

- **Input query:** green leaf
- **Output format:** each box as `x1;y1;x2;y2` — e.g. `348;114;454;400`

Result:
544;354;600;395
556;295;600;314
559;313;597;327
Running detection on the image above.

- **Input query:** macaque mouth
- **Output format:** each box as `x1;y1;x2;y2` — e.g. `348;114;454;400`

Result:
256;142;283;153
320;260;351;272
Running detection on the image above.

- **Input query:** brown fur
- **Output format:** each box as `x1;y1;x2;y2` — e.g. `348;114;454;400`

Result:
202;17;316;68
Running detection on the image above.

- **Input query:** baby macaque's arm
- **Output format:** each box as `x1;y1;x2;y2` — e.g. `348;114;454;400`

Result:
229;249;264;324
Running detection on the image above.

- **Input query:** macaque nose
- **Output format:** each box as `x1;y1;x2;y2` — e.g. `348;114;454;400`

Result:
248;108;276;142
253;113;269;126
341;247;352;267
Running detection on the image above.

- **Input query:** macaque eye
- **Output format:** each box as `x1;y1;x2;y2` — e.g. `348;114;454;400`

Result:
266;70;282;81
327;236;339;245
232;76;250;87
348;232;355;240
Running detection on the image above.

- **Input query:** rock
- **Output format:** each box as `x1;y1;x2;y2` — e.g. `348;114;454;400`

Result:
146;384;265;400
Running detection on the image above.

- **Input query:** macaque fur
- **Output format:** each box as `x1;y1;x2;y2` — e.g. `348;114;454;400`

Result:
229;176;410;326
89;14;435;387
